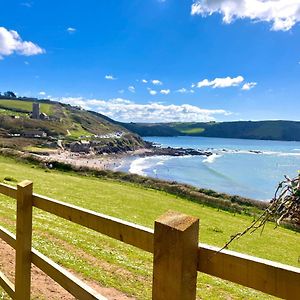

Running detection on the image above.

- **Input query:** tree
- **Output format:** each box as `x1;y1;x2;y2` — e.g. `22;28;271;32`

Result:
4;91;16;98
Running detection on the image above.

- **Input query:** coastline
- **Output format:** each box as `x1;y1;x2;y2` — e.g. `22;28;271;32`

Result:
2;141;300;231
41;145;212;172
0;148;267;215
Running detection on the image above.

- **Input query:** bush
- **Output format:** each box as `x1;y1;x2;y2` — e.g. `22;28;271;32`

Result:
4;176;17;182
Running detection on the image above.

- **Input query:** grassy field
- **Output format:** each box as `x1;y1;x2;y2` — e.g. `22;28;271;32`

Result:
181;127;205;134
0;99;53;115
0;156;299;299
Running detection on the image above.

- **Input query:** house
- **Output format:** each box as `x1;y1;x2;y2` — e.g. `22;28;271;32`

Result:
70;141;91;153
39;113;49;120
22;130;47;138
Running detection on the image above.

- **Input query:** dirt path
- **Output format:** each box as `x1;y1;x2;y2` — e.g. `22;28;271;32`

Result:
0;239;136;300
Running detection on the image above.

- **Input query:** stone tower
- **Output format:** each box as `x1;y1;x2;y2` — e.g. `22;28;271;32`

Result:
32;102;40;119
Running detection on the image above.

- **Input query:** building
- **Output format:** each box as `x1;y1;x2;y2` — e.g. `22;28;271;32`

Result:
22;130;47;138
32;103;40;119
70;141;91;153
39;112;49;120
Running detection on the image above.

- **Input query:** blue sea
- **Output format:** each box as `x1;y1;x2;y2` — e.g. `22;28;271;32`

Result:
114;136;300;201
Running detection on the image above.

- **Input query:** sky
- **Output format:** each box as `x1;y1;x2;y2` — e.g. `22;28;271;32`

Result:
0;0;300;123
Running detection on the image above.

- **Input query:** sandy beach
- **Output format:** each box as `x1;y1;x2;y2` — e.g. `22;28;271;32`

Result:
42;148;151;171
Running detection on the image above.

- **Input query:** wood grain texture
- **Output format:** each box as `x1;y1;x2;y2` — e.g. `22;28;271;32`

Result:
0;183;17;200
15;180;33;300
0;271;15;299
198;243;300;300
32;193;154;253
152;211;199;300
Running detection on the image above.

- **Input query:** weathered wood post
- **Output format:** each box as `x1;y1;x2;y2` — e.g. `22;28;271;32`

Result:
15;180;33;300
152;211;199;300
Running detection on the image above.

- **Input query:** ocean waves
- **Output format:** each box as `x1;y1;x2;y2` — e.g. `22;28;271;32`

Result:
118;136;300;200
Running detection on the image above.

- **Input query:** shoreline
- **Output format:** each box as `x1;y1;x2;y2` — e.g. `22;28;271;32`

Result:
3;147;300;231
9;146;300;233
43;148;151;171
41;145;213;172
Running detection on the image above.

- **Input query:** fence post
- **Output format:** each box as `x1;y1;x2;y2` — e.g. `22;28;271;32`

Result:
152;211;199;300
15;180;33;300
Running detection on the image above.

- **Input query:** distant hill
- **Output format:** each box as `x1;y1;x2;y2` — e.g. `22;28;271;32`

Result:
121;121;300;141
0;97;145;150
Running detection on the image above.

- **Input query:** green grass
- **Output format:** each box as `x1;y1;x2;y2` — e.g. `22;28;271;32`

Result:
68;124;91;139
181;127;205;134
0;99;53;115
0;156;299;299
0;109;27;117
23;146;57;153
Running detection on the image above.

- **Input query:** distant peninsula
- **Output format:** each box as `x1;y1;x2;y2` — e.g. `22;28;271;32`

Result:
120;120;300;142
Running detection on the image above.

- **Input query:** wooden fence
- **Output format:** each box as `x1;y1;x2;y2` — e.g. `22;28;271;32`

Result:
0;180;299;299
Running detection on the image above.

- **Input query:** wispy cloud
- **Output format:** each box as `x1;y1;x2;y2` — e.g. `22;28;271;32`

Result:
0;27;45;59
21;2;33;8
241;82;257;91
67;27;76;33
160;89;170;95
39;91;46;96
195;76;244;88
176;88;194;94
191;0;300;31
104;74;117;80
59;97;231;122
128;86;135;93
152;79;163;85
141;79;148;83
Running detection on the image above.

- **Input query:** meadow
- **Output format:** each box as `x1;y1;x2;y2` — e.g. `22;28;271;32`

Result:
0;100;53;115
0;155;299;299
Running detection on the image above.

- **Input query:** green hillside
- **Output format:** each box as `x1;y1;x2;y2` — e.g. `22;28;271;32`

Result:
122;120;300;141
0;98;145;151
0;156;299;299
0;99;53;115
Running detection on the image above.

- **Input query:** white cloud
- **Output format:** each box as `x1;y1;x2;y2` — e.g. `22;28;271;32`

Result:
176;88;195;94
39;91;46;96
24;61;29;65
241;82;257;90
128;86;135;93
191;0;300;31
152;79;163;85
0;27;45;59
148;88;157;95
59;97;231;122
177;88;188;93
104;74;117;80
160;89;170;95
141;79;148;83
67;27;76;33
196;76;244;88
118;89;125;94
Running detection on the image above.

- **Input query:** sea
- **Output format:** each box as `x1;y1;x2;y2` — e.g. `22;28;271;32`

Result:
114;136;300;201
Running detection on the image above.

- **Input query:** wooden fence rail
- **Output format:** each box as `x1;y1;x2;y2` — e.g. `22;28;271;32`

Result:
0;180;299;299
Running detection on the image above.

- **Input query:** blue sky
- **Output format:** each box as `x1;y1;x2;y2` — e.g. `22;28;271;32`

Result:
1;0;300;122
